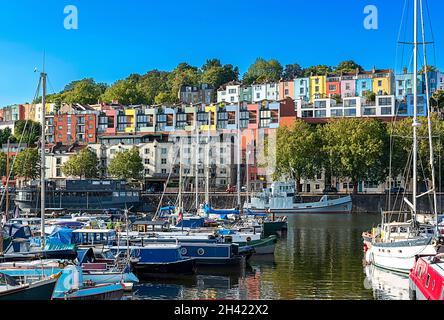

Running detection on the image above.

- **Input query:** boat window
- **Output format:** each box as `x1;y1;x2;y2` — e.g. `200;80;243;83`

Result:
400;227;407;233
432;280;436;291
417;267;422;278
390;227;397;233
426;274;431;288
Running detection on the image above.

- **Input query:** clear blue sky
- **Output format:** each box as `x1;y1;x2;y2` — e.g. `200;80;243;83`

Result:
0;0;442;107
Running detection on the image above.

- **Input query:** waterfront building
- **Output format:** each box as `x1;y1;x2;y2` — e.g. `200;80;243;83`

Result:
45;143;87;179
326;76;341;98
294;77;310;102
251;83;279;103
309;75;326;102
278;80;295;100
355;74;373;97
179;84;214;105
54;112;98;145
371;68;394;96
217;81;242;103
340;74;357;99
437;71;444;90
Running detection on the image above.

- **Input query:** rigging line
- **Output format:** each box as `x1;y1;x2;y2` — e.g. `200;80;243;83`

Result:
424;0;436;67
395;0;409;73
0;77;43;214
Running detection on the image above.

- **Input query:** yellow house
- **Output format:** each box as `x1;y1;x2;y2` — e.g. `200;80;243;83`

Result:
201;105;217;131
124;109;136;133
309;76;326;102
372;70;394;95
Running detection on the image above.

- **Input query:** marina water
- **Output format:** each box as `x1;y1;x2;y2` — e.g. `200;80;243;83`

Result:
124;212;409;300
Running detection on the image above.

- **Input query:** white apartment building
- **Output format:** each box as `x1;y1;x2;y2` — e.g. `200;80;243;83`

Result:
251;83;279;102
217;82;241;104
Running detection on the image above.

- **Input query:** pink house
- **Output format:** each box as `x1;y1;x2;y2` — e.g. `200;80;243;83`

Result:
279;81;295;100
340;74;357;99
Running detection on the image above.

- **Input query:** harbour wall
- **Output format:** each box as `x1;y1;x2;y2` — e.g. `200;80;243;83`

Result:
141;193;444;214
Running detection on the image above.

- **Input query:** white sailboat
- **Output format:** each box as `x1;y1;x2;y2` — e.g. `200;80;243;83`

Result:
364;0;438;273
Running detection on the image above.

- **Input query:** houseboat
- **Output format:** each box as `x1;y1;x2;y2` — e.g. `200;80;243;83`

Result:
244;182;352;214
14;179;143;214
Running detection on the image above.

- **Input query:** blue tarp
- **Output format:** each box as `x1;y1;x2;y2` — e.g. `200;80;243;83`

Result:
77;248;95;264
49;227;73;245
217;229;236;235
203;204;239;217
175;217;205;229
245;209;268;217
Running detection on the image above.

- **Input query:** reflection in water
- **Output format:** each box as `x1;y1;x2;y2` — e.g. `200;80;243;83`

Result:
127;213;387;300
364;265;410;300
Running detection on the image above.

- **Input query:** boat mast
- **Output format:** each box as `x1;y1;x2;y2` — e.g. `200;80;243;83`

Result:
237;100;241;212
205;111;210;205
195;118;199;212
40;71;47;249
178;138;183;215
412;0;418;223
419;0;438;230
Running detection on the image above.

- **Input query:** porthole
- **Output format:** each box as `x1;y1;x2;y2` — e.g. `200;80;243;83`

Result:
246;237;252;242
180;247;188;256
197;248;205;256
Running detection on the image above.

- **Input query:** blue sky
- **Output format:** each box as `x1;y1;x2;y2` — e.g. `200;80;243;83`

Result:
0;0;442;107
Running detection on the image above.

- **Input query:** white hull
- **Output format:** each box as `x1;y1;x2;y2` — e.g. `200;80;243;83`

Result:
367;238;436;274
247;196;352;214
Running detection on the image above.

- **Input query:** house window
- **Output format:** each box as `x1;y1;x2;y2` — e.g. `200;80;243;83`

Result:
256;93;260;99
56;158;62;165
145;159;150;165
315;79;319;85
161;148;167;155
56;168;62;177
315;86;319;93
161;159;167;165
161;169;167;174
378;80;383;87
285;89;289;95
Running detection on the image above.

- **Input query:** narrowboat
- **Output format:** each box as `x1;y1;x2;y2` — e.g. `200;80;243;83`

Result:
109;244;196;280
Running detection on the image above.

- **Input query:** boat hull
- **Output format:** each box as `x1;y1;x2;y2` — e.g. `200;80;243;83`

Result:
0;278;57;301
368;237;436;274
52;283;125;300
131;258;196;279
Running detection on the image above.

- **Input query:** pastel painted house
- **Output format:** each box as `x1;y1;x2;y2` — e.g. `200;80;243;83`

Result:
217;81;241;103
309;75;326;102
371;69;395;96
278;81;295;100
294;77;310;102
340;75;356;99
326;76;341;98
356;74;373;97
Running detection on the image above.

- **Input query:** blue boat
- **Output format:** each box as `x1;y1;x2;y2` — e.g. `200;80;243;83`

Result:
52;265;124;300
123;237;252;266
109;244;196;280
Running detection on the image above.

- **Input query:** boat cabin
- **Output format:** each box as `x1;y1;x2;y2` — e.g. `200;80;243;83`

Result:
381;222;435;243
72;229;117;246
132;220;170;233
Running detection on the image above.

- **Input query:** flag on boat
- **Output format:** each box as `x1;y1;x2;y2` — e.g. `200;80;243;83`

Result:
177;208;183;224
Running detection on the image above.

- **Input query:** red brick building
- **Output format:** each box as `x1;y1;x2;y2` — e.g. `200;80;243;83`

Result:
54;113;98;145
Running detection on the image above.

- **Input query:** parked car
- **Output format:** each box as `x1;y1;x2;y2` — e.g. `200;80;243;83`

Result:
388;187;405;194
323;186;338;194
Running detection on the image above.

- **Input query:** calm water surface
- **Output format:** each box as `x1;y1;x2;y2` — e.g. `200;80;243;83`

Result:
126;213;410;300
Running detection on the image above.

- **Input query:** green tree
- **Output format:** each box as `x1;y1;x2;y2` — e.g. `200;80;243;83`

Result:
0;128;16;145
274;121;323;192
431;90;444;110
335;60;363;74
62;149;100;179
303;65;332;77
108;147;144;181
282;64;303;80
321;118;389;194
62;78;107;105
243;58;283;85
13;148;40;181
139;70;172;105
0;152;7;177
390;115;444;187
14;120;42;145
364;91;376;103
201;59;239;90
101;76;147;105
168;63;201;103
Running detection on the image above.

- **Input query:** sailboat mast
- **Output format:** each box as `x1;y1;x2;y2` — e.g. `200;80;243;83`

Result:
419;0;438;229
205;111;210;205
412;0;419;223
237;101;241;210
195;120;199;212
178;138;183;212
40;71;47;249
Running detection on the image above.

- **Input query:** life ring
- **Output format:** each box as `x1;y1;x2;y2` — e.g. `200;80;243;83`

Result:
180;247;188;256
197;248;205;256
